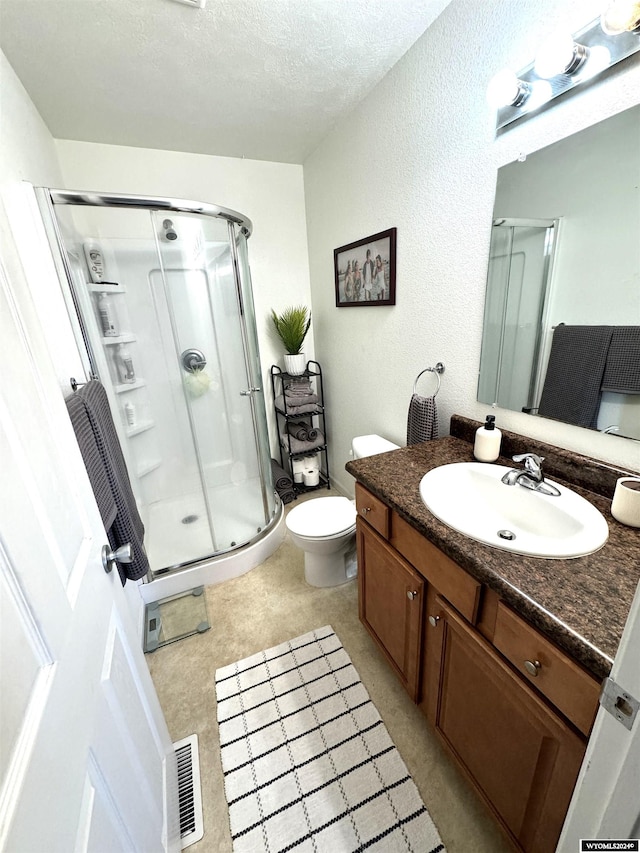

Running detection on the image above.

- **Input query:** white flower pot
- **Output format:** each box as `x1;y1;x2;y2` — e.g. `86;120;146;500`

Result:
284;353;306;375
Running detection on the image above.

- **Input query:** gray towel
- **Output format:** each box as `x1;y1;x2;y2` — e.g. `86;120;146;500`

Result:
280;430;325;454
407;394;438;445
270;459;296;504
66;394;117;530
539;325;613;428
601;327;640;394
285;421;309;441
274;395;320;415
78;381;149;583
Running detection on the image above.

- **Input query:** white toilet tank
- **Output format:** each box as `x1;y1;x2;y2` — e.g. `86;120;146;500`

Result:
351;434;400;459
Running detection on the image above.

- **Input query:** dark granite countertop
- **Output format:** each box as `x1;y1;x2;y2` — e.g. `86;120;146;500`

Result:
346;417;640;681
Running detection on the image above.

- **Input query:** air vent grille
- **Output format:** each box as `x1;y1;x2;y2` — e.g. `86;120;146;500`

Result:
173;734;203;848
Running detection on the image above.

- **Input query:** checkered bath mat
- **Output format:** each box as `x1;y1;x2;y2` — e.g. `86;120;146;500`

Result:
215;626;445;852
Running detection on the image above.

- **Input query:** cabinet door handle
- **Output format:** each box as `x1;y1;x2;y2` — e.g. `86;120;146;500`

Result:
524;659;542;677
407;590;419;601
428;615;441;627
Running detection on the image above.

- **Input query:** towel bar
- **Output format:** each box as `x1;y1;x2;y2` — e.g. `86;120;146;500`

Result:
413;363;444;397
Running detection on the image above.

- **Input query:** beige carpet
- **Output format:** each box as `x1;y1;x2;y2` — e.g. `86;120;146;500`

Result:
146;490;510;853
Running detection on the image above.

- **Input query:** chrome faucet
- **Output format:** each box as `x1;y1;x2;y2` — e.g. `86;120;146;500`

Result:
501;453;561;497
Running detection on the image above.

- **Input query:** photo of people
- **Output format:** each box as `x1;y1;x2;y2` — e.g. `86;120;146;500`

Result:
334;228;396;307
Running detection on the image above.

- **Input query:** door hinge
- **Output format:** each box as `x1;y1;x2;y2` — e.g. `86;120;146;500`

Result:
599;676;639;731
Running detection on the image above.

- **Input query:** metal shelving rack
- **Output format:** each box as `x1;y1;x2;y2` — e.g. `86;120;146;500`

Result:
270;360;330;494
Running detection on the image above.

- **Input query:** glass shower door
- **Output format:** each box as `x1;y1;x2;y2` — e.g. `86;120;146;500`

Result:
478;219;557;413
151;211;274;558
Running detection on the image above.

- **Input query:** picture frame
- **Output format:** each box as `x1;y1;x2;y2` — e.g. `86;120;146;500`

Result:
334;228;396;307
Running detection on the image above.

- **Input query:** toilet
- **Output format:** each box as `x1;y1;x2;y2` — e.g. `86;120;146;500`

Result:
285;434;400;587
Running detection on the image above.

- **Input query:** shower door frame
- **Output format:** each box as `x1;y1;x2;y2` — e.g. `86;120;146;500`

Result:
37;187;276;574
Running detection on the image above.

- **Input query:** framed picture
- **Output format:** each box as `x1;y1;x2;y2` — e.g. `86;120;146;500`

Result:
334;228;396;307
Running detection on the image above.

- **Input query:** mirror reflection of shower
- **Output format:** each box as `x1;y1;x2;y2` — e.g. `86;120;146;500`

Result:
41;191;276;579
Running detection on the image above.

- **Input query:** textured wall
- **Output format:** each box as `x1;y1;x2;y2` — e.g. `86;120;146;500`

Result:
55;139;314;454
304;0;640;494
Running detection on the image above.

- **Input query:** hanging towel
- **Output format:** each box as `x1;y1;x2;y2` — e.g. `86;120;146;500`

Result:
66;394;117;530
285;421;309;441
538;325;613;428
78;380;149;583
270;459;296;504
406;394;439;445
601;327;640;394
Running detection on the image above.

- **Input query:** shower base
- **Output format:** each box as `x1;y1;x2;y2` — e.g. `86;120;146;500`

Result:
146;478;269;572
139;489;285;605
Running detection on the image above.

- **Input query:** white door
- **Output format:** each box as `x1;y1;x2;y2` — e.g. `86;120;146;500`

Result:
559;578;640;849
0;252;179;851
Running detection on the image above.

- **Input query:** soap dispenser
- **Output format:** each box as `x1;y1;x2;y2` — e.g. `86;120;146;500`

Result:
474;415;502;462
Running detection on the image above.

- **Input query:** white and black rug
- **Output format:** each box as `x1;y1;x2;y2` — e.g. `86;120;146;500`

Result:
215;626;446;853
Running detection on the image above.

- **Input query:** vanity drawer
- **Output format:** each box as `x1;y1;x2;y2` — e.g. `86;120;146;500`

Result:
493;602;600;736
355;483;390;539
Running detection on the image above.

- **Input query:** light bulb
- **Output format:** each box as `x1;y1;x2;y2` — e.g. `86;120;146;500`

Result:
534;32;589;78
487;69;531;109
601;0;640;34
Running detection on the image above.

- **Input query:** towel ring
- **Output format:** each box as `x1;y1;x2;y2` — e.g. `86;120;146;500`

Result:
413;362;444;397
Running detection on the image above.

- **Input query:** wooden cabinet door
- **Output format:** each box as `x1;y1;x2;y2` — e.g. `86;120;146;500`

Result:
432;598;585;853
357;519;424;700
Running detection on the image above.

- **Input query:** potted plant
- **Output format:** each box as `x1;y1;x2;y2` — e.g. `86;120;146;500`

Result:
270;305;311;375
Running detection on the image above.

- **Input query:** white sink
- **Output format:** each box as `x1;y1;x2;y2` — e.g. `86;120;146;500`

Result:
419;462;608;558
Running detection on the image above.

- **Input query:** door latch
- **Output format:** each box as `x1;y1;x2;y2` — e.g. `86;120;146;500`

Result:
599;676;639;731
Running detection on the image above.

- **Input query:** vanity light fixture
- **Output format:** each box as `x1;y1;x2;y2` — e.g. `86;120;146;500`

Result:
491;8;640;131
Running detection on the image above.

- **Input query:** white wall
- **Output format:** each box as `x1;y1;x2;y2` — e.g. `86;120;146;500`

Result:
304;0;640;495
54;140;314;455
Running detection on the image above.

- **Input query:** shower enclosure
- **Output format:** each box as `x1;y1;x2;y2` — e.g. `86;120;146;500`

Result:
477;218;558;414
38;189;279;581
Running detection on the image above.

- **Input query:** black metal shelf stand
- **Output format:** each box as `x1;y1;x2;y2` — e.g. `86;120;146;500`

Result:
270;360;330;495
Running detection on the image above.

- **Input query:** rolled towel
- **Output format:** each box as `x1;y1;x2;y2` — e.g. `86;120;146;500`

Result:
285;420;309;441
306;423;319;441
270;458;293;492
280;430;325;454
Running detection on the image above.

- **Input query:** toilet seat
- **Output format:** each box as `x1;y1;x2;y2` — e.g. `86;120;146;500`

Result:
286;496;357;539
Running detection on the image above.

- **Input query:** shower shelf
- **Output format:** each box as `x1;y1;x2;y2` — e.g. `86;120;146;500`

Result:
126;419;155;438
88;282;127;294
137;459;162;478
114;379;146;393
102;334;136;346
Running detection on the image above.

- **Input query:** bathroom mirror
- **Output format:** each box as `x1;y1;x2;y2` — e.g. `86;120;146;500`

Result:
477;105;640;440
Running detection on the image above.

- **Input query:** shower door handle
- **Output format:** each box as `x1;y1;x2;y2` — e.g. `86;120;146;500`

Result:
239;387;261;396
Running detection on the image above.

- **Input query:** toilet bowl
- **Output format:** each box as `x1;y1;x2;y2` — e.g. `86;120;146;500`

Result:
285;434;400;587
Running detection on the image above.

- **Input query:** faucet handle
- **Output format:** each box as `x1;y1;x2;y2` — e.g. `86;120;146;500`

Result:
513;453;545;478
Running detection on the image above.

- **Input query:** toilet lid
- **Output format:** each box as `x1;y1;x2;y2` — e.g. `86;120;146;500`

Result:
286;496;357;538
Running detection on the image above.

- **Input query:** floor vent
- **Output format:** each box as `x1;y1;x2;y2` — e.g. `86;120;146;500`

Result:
174;734;204;848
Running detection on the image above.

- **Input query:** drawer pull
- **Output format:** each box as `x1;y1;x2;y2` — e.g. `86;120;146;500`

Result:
428;615;441;627
361;507;371;515
407;590;419;601
524;659;542;677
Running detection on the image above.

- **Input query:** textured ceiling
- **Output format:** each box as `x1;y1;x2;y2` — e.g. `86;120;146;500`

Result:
0;0;450;163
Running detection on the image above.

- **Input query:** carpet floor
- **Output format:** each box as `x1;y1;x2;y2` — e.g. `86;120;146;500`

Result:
216;626;445;853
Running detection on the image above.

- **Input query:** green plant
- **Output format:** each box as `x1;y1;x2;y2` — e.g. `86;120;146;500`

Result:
270;305;311;355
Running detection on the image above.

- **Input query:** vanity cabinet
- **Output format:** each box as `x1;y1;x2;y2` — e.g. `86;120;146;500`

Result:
357;520;424;700
354;482;600;853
